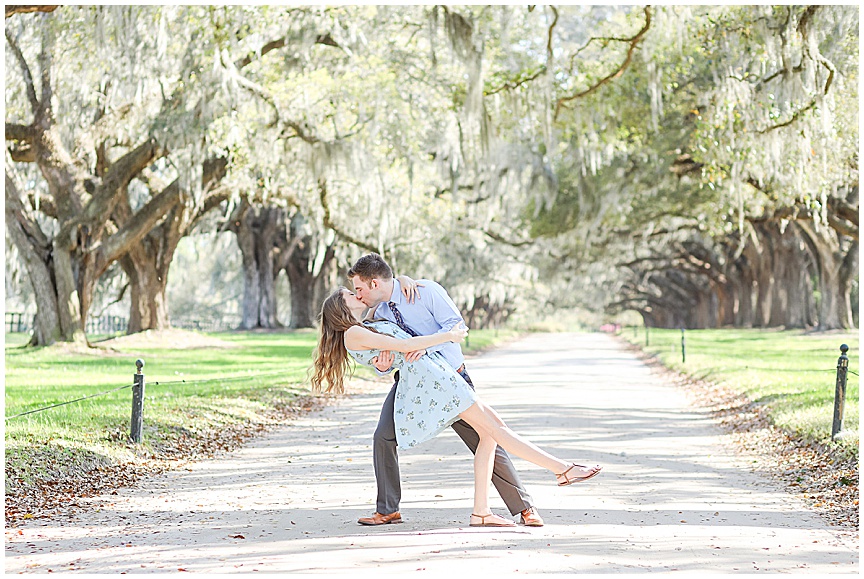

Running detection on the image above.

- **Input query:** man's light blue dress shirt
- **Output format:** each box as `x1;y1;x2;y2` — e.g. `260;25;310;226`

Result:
372;279;465;370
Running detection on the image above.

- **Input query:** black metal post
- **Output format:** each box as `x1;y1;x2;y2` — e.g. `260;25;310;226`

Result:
831;344;849;441
681;328;686;364
645;324;649;347
130;359;145;443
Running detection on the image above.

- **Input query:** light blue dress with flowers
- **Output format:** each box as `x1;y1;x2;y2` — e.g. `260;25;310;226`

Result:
347;320;478;450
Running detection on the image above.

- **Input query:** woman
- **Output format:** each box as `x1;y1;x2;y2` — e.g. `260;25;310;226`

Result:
311;287;602;527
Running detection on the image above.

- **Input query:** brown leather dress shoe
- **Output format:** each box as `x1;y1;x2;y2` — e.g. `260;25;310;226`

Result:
520;507;544;527
358;511;403;526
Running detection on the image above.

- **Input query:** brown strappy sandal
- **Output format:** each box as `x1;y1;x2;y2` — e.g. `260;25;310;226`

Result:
556;464;602;486
469;513;516;527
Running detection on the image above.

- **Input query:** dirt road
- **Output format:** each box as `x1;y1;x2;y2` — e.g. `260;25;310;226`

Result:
4;333;858;573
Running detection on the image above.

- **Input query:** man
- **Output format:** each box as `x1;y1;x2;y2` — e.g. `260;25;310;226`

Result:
347;253;544;527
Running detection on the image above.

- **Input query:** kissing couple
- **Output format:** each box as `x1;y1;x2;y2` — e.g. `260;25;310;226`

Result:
311;253;602;527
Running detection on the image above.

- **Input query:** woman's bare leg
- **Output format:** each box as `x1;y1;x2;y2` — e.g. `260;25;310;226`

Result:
459;400;595;478
472;434;496;515
468;432;515;526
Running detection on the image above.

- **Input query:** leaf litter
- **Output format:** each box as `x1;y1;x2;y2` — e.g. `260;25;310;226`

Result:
5;394;323;526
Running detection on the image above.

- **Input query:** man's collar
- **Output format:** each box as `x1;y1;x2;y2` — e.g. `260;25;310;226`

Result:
388;279;403;306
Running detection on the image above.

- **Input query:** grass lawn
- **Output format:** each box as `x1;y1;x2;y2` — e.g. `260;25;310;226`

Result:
3;328;515;494
620;327;859;458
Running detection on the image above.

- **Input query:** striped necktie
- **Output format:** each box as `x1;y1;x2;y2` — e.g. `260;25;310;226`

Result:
388;302;419;337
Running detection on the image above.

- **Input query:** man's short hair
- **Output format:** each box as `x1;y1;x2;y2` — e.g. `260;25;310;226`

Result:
347;253;393;282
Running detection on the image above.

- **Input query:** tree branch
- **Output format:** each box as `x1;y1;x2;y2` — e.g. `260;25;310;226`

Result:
748;204;814;223
5;123;36;162
234;37;288;70
37;22;53;109
27;190;57;218
748;202;858;240
98;179;183;270
318;178;378;252
233;32;342;70
202;156;228;186
759;7;836;134
831;198;858;227
223;57;321;144
482;228;533;247
5;30;40;112
79;138;162;228
646;273;701;306
620;254;679;270
555;6;652;119
5;122;35;142
758;99;817;133
546;5;558;64
199;186;231;216
5;5;58;18
188;160;232;229
281;119;321;144
827;214;858;241
5;172;51;254
484;66;547;96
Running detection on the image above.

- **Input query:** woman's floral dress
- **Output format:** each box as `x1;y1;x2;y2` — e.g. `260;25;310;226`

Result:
347;320;477;450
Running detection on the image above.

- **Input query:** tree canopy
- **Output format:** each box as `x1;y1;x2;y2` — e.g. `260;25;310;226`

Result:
5;5;858;345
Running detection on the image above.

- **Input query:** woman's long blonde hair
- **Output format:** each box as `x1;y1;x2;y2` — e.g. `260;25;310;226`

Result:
310;287;363;394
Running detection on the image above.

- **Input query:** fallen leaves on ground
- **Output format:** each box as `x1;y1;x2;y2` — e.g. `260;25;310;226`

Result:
4;395;324;526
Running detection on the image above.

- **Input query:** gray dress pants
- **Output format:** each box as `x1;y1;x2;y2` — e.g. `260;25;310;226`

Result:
373;368;534;515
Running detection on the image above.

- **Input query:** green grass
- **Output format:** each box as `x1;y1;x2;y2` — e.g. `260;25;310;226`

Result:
462;328;519;355
620;327;859;458
4;331;317;425
4;330;320;489
4;328;514;492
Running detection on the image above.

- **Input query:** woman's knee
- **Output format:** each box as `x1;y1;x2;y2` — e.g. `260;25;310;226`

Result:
465;403;502;432
476;433;497;452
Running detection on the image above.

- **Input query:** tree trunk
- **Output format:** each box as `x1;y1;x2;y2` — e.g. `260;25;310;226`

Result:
282;213;338;329
232;202;285;330
285;259;317;328
120;250;169;334
715;279;736;327
6;122;165;344
750;223;775;327
779;227;815;329
785;264;813;329
689;289;712;329
284;239;337;329
4;174;67;345
464;295;514;329
237;218;261;330
733;270;755;328
463;295;488;329
797;221;854;330
768;230;791;327
112;161;227;334
837;239;858;329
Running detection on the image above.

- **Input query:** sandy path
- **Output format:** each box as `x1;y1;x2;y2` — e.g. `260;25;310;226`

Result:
4;333;858;573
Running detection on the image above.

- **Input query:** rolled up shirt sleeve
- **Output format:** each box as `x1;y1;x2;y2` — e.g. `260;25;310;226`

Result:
422;282;464;353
